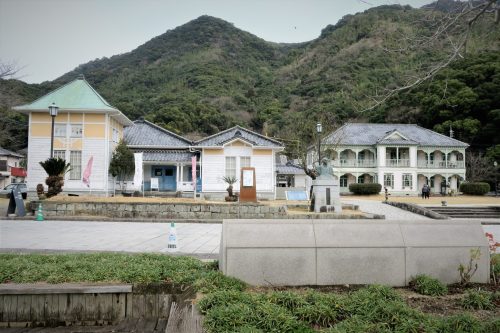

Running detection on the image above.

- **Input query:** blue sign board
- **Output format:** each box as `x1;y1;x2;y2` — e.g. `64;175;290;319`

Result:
285;190;309;201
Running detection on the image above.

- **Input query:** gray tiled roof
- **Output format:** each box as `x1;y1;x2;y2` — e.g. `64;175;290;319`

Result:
124;119;191;147
194;126;283;147
138;150;194;162
323;123;468;147
0;147;23;158
276;163;306;175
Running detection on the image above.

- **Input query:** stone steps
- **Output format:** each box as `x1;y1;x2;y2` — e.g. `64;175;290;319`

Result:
425;206;500;218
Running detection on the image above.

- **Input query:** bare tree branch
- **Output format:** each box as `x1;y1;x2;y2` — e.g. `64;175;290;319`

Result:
0;60;22;80
357;0;497;113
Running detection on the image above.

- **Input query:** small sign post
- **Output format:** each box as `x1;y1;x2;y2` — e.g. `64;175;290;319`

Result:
239;167;257;202
6;188;26;217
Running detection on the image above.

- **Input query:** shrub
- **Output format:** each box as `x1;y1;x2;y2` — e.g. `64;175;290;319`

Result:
348;183;382;195
460;289;495;310
441;313;483;333
193;270;246;293
410;275;448;296
253;301;308;333
197;290;256;314
203;303;256;333
459;182;490;195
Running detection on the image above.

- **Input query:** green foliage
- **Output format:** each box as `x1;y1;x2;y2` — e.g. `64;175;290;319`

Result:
348;183;382;195
459;182;490;195
410;275;448;296
460;289;495;310
221;175;238;185
193;270;246;293
440;313;483;333
0;253;206;284
109;139;134;181
458;248;482;286
39;157;71;177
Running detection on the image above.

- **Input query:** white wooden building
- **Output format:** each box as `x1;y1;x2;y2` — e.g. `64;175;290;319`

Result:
193;126;284;200
13;76;133;195
307;123;468;195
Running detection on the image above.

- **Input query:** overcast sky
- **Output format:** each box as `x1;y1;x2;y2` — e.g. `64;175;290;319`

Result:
0;0;433;84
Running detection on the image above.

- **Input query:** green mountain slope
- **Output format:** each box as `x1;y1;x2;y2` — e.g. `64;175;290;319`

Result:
1;5;498;152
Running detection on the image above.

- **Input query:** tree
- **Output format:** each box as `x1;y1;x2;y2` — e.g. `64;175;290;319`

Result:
39;157;71;197
466;151;496;182
109;140;135;191
0;60;21;80
362;0;500;112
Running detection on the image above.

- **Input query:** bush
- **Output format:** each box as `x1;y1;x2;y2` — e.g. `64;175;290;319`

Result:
459;182;490;195
460;289;495;310
348;183;382;195
410;275;448;296
440;313;483;333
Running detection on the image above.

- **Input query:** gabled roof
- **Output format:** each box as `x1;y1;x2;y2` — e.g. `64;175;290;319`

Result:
193;126;283;148
124;119;192;147
323;123;468;147
377;130;418;145
0;147;23;158
13;75;133;126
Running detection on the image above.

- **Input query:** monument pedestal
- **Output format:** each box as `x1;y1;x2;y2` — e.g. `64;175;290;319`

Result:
312;179;342;213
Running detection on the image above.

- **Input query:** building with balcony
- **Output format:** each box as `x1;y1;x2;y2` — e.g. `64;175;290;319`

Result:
307;123;468;195
0;147;26;188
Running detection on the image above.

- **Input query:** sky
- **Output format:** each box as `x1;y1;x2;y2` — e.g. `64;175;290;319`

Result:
0;0;433;84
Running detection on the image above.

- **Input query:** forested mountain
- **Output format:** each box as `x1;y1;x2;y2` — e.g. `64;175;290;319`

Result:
1;3;499;155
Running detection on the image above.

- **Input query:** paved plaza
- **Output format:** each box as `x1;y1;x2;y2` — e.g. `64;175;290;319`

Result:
1;198;499;257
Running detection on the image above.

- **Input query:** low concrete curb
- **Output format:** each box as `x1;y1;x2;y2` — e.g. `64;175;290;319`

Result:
384;201;448;219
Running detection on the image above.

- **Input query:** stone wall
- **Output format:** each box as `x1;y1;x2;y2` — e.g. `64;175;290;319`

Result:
30;201;288;220
29;201;380;220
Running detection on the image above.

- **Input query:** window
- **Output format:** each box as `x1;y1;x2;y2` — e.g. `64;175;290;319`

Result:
112;128;120;143
54;124;67;137
240;156;251;168
225;156;236;178
69;151;82;180
403;174;413;188
53;150;66;160
340;175;348;187
165;169;174;176
384;173;394;188
70;124;83;137
154;169;162;176
357;175;364;183
0;160;6;171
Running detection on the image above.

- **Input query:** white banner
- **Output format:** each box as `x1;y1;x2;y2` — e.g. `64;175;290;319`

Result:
133;152;143;191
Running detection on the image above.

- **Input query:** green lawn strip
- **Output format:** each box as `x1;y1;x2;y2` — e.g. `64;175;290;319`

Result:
0;253;208;284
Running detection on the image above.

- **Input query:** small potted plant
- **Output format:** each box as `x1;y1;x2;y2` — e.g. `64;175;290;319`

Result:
222;176;238;202
36;183;46;200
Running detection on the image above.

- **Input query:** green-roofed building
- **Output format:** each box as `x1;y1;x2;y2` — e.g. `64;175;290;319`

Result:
13;75;133;195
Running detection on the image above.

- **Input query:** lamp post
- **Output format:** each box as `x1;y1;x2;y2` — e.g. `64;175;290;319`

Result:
48;102;59;158
495;161;498;197
316;122;322;163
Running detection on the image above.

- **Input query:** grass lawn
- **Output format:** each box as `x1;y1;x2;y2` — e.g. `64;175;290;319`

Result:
1;253;499;332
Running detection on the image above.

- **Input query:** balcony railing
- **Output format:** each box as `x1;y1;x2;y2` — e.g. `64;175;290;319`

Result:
334;159;376;168
417;160;465;169
385;159;410;167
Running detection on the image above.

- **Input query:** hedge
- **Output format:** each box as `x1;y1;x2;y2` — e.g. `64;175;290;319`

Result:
459;182;490;195
349;183;382;195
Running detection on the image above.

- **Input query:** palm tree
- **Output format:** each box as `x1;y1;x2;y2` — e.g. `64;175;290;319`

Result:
39;157;71;197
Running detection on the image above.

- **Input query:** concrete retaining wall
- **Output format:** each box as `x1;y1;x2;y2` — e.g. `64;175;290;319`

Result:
219;219;490;286
0;283;193;327
384;201;448;219
30;201;288;220
28;201;380;220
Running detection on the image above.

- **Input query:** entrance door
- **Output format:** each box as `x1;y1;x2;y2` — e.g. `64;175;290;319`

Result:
152;166;177;191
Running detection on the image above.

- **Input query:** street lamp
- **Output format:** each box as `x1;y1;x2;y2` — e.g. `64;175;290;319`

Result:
316;122;322;163
48;102;59;158
495;161;498;197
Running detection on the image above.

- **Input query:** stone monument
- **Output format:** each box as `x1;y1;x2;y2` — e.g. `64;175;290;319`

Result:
312;158;342;213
